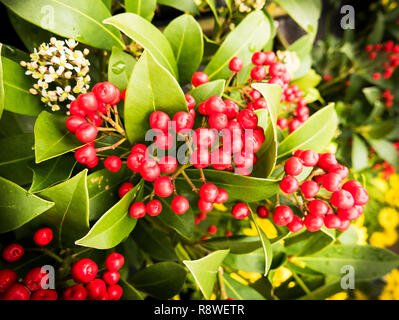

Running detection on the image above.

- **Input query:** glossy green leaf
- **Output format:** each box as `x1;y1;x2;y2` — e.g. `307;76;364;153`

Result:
0;177;54;233
1;0;124;50
133;222;178;261
125;0;157;21
108;47;136;91
351;134;368;171
278;103;337;159
37;170;89;246
251;83;281;177
1;55;41;116
203;236;261;254
164;14;203;85
124;51;187;144
181;169;280;202
367;11;385;44
183;249;229;299
224;248;265;273
273;0;321;33
0;133;34;185
120;278;144;300
130;262;187;299
104;13;178;78
87;166;130;221
369;139;399;170
291;69;321;91
204;11;271;80
76;180;144;249
297;245;399;280
189;80;225;105
34;111;81;163
157;0;199;14
223;273;265;300
29;154;76;193
288;33;315;79
204;0;220;25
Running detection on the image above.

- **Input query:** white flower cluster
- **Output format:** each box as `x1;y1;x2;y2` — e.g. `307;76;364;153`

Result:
234;0;266;12
20;38;91;112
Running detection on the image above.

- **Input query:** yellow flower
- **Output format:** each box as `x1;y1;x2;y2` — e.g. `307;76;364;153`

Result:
372;177;388;193
385;189;399;208
353;225;368;245
353;290;368;300
242;218;278;239
389;174;399;190
271;267;292;287
326;292;348;300
237;271;262;283
369;231;387;248
379;269;399;300
378;208;399;229
383;228;398;246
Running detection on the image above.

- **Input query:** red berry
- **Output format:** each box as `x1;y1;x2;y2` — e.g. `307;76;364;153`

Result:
33;227;53;246
155;131;174;150
338;219;351;231
104;156;122;172
106;252;124;271
288;119;302;133
307;199;330;216
77;92;99;112
277;118;289;130
75;123;98;143
87;278;107;300
198;199;213;213
257;206;269;218
206;96;226;114
127;152;145;172
24;267;47;291
208;112;228;131
214;188;228;204
342;180;362;192
191;148;211;169
103;271;120;285
198;101;208;115
75;145;97;164
118;182;134;198
158;156;177;174
208;225;217;234
87;156;99;168
0;269;17;293
3;284;30;300
263;51;276;65
185;94;196;110
87;112;103;127
140;159;161;181
273;206;294;226
171;196;190;214
131;144;147;155
71;259;98;283
92;82;120;105
229;57;243;72
251;66;267;80
321;173;343;192
329;164;349;179
318;153;338;171
193;128;217;148
299;150;319;167
149;111;171;133
129;202;146;218
300;180;320;199
199;183;219;202
66;116;87;133
252;52;267;65
225;231;233;237
280;176;299;194
337;206;361;221
237;109;258;130
254;98;267;110
330;190;355;209
108;284;123;300
269;62;287;77
349;187;369;205
2;243;24;262
172;112;194;133
224;100;239;119
233;151;254;169
192;72;209;87
287;216;304;233
232;203;250;219
211;148;232;170
31;289;58;300
304;214;324;232
63;284;88;300
154;176;174;198
242;128;264;153
69;100;86;117
121;88;126;101
324;214;342;229
146;200;163;216
284;157;303;176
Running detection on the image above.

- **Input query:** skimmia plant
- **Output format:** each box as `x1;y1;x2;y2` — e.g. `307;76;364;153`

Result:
0;0;398;301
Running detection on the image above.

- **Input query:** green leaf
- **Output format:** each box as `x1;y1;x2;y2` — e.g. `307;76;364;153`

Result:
291;69;321;91
34;111;81;163
189;79;225;105
133;222;178;261
125;0;157;21
0;177;54;233
130;262;187;299
164;14;204;85
108;47;136;91
181;169;280;202
251;83;281;178
369;139;399;170
204;11;271;80
303;87;321;103
288;33;315;79
1;0;124;50
75;180;144;249
351;134;368;171
183;249;229;299
157;0;199;15
278;103;337;159
367;11;385;44
223;273;265;300
104;13;178;79
224;248;265;274
37;170;89;246
204;0;220;25
273;0;321;33
297;245;399;280
203;236;261;254
124;51;187;144
119;278;144;300
87;167;130;221
0;133;35;185
1;55;41;116
0;44;4;119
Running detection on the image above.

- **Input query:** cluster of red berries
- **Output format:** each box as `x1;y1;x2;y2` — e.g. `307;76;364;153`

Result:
65;253;124;300
382;89;395;108
373;160;396;180
365;41;399;81
194;183;228;223
66;81;124;170
271;150;369;232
